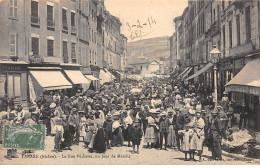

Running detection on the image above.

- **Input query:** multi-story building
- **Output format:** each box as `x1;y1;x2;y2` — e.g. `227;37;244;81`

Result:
0;0;127;106
104;11;122;71
171;0;260;130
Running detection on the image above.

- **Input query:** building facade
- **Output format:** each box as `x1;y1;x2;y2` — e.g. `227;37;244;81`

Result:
0;0;127;106
171;0;260;130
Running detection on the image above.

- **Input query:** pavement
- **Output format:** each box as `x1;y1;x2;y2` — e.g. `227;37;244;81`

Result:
1;136;260;165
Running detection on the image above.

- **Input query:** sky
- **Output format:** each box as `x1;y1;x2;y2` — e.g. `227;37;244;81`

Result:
104;0;188;42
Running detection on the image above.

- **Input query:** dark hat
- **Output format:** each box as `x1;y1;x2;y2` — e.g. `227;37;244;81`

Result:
95;104;101;109
211;111;218;115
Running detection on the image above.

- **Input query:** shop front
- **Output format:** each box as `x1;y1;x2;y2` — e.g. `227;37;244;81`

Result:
0;61;28;108
61;64;91;96
225;57;260;131
28;67;72;103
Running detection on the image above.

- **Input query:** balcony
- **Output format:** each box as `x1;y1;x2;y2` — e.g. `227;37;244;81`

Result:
205;20;220;37
31;15;40;28
229;41;253;57
62;23;68;33
71;26;76;35
29;55;61;64
97;14;105;22
233;0;245;9
47;20;55;30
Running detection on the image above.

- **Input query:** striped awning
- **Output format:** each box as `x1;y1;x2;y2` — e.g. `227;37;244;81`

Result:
185;62;213;81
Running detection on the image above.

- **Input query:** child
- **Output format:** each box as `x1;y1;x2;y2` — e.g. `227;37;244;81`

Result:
131;119;142;154
178;126;193;161
54;118;64;152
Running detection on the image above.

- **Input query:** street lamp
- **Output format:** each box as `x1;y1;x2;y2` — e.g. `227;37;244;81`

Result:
210;45;221;110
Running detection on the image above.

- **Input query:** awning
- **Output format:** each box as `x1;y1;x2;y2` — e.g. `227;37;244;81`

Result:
177;67;190;79
85;75;99;81
64;70;91;85
225;58;260;96
185;62;213;81
100;69;114;85
30;70;72;90
181;67;193;80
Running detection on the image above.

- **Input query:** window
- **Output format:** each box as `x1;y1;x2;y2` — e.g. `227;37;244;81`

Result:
222;25;226;56
47;39;54;56
236;15;240;46
31;36;39;56
31;1;39;24
213;8;216;22
245;6;251;42
217;5;220;20
229;20;232;48
92;30;94;42
62;41;68;63
92;9;94;21
9;34;17;56
47;4;54;28
71;11;75;27
90;51;92;64
222;0;225;11
94;52;96;65
9;0;18;18
62;8;68;31
71;43;77;63
7;74;21;98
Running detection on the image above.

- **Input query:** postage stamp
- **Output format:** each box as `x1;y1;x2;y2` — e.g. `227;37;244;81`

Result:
2;125;45;150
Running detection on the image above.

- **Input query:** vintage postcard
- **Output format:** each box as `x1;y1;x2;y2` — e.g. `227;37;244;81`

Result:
0;0;260;165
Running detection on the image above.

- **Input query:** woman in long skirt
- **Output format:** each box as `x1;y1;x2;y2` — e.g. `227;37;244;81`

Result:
167;111;177;148
144;114;155;148
85;112;95;150
111;112;124;147
93;112;106;153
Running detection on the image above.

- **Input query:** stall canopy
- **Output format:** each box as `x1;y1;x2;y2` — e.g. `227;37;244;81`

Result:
85;75;99;81
185;62;213;81
99;69;115;85
30;70;72;90
181;67;193;80
225;58;260;96
64;70;91;85
177;67;190;79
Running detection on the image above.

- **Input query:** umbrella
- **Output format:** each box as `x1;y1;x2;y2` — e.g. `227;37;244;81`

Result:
130;88;142;93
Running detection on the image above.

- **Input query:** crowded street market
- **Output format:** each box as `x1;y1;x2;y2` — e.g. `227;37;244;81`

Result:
0;74;259;164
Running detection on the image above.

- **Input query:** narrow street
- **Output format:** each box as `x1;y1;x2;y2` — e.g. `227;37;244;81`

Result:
0;136;258;165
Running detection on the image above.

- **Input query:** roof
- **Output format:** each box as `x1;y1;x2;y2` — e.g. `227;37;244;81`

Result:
128;58;150;65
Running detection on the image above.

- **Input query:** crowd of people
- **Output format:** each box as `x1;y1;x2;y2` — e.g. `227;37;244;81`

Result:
0;77;252;161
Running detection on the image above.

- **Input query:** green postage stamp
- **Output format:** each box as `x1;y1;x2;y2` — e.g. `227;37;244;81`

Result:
2;125;45;150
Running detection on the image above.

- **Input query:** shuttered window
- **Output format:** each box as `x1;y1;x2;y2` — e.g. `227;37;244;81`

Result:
9;33;18;56
71;11;75;26
47;39;54;56
62;8;68;30
71;43;76;63
63;41;68;63
31;37;39;56
31;1;38;17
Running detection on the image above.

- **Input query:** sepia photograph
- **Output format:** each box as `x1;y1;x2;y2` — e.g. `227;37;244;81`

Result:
0;0;260;165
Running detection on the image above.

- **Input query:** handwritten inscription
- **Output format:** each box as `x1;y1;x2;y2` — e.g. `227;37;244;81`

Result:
126;16;156;40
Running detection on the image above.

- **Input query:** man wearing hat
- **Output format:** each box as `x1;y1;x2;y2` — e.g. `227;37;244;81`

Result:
42;103;53;136
239;100;251;129
208;110;225;160
194;111;205;161
103;113;113;149
221;92;229;112
159;111;170;150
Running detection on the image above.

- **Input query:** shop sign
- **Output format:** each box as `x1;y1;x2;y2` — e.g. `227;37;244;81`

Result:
1;65;26;71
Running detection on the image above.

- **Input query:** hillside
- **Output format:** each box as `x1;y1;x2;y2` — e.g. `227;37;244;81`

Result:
127;36;170;64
